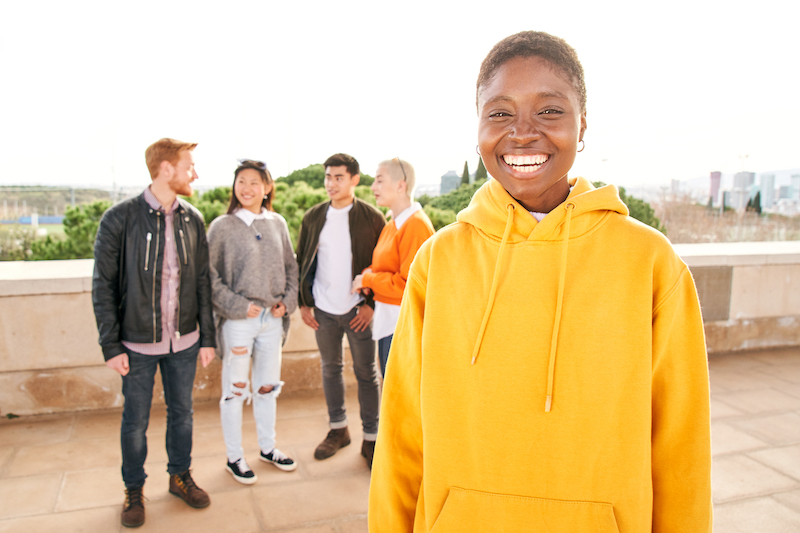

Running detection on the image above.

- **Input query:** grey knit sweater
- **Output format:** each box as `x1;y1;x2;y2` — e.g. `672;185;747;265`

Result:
207;211;299;321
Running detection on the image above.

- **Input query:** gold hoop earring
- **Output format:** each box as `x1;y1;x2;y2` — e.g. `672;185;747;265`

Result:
577;140;585;153
476;145;481;156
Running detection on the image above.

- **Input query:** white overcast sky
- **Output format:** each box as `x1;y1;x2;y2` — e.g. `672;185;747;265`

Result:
0;0;798;191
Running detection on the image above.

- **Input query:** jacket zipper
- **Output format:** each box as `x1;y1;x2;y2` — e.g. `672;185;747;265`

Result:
178;228;188;265
176;220;185;340
152;216;161;342
144;233;152;271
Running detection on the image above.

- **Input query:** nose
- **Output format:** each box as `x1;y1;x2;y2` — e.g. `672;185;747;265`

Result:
508;115;541;144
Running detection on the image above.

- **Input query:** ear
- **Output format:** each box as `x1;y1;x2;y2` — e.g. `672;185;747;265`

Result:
351;173;360;187
398;179;408;196
579;111;587;141
264;182;274;196
159;160;174;180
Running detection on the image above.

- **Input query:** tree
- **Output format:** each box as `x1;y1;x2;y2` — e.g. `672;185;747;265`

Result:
276;164;374;188
475;158;488;181
461;161;470;186
429;179;487;213
746;192;762;214
592;181;665;234
29;200;111;260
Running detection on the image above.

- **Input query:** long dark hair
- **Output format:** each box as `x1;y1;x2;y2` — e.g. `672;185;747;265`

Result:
226;160;274;214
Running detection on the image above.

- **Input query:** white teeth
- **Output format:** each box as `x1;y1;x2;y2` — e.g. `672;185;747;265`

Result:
503;154;548;167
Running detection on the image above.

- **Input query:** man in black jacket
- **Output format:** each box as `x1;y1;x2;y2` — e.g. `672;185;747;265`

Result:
92;138;215;528
296;153;385;469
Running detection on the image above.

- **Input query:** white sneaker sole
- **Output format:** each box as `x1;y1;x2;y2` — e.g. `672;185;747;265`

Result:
259;454;298;472
226;465;258;484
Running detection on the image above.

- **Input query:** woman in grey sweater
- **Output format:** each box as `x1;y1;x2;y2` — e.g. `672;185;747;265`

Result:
207;159;299;484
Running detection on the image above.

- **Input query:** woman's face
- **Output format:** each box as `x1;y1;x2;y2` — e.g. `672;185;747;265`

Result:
477;56;586;212
371;165;400;208
234;168;271;214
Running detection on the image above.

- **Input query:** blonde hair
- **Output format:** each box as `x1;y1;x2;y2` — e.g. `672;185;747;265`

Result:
144;138;197;180
378;158;416;199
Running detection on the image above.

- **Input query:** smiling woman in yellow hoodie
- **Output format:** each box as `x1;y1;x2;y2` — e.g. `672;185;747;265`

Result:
368;32;712;533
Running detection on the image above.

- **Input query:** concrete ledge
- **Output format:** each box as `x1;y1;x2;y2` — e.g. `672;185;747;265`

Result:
705;316;800;354
675;241;800;267
0;259;93;296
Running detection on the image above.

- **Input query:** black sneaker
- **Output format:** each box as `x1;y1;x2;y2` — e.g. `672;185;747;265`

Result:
260;448;297;472
226;457;258;484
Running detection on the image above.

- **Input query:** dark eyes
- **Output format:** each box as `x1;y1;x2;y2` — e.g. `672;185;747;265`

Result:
487;108;563;119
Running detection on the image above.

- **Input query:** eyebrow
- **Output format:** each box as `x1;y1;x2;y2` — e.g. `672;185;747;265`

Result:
483;90;570;106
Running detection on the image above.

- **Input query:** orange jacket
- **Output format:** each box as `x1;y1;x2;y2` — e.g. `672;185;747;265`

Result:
362;208;434;306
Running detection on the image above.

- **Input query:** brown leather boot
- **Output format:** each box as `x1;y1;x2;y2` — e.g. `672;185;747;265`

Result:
121;487;145;528
314;427;351;460
361;440;375;470
169;470;210;508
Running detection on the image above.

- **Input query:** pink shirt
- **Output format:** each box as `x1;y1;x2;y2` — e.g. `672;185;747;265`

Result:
122;187;200;355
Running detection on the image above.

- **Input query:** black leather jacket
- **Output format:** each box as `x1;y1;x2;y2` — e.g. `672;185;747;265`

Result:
92;192;215;361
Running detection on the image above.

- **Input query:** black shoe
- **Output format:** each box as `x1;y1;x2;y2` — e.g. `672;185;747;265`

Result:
361;440;375;470
226;457;258;484
260;448;297;472
314;427;351;460
121;487;145;528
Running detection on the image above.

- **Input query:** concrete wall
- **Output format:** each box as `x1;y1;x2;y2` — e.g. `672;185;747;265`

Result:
1;241;798;415
676;241;800;353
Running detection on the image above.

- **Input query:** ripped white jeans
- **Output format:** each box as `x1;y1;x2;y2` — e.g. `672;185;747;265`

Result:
220;310;284;462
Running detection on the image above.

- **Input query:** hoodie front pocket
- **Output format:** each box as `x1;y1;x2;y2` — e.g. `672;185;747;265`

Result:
430;487;619;533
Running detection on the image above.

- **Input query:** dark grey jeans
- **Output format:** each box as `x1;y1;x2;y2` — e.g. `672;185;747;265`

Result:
314;307;380;439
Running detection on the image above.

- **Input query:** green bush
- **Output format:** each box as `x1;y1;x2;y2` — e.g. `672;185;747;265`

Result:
29;200;111;260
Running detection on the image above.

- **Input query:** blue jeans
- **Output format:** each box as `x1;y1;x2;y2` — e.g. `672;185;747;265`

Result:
314;307;380;439
120;342;199;489
219;310;284;462
378;334;393;377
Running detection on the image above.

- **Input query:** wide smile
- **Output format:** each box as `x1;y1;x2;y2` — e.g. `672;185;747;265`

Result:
502;154;549;174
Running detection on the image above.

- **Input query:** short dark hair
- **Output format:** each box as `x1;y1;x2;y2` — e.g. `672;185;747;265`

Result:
226;161;275;214
476;31;586;112
324;153;359;177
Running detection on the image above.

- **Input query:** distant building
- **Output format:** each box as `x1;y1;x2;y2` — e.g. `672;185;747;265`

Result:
709;171;721;206
760;174;775;209
440;171;461;196
779;185;793;200
792;174;800;200
732;172;756;211
670;179;680;196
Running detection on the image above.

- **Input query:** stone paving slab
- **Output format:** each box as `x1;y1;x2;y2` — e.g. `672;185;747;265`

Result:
0;345;799;532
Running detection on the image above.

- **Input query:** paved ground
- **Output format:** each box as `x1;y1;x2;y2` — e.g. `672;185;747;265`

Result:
1;345;800;532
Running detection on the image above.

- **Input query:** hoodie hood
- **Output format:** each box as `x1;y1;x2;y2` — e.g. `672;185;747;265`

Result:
457;176;629;411
458;176;629;243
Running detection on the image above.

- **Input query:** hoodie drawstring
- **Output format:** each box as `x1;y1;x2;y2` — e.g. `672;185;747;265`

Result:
471;204;515;365
545;202;575;412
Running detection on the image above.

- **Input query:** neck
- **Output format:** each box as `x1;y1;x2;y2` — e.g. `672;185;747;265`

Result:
390;196;412;219
244;204;262;214
149;181;177;212
330;195;355;209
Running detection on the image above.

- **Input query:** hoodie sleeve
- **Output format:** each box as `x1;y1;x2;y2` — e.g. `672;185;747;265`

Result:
651;266;713;532
368;248;427;531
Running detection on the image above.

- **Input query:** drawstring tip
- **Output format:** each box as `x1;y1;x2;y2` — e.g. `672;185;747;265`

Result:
471;356;477;365
545;395;552;412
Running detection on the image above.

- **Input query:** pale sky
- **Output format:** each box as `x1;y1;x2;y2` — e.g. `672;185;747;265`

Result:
1;0;798;191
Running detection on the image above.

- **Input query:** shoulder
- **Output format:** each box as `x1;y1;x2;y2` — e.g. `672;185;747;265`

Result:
303;201;330;221
405;210;435;234
355;198;385;219
98;194;140;230
207;214;239;236
177;198;205;223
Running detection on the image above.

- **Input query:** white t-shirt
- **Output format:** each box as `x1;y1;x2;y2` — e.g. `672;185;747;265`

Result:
313;203;363;315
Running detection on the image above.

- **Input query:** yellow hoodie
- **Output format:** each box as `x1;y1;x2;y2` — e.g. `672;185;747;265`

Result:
369;177;711;532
